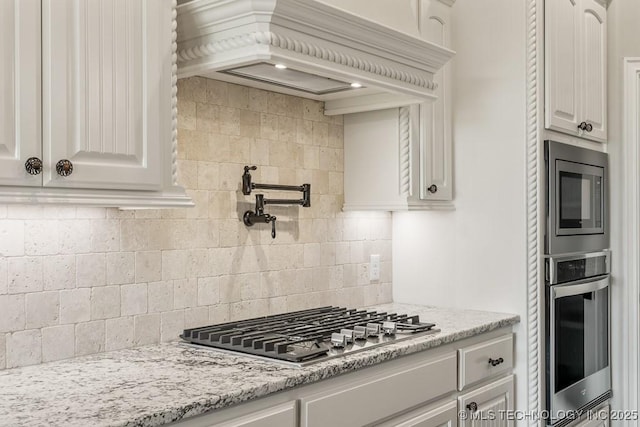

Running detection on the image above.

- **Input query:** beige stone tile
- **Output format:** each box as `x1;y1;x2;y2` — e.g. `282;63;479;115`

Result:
218;163;243;191
260;113;279;140
278;116;297;143
76;207;106;219
335;242;350;265
162;250;187;280
106;252;135;285
185;248;212;278
248;87;268;112
177;160;198;190
178;77;207;103
219;275;242;303
304;146;320;170
24;220;56;255
250;138;270;166
90;286;120;320
8;257;43;294
0;257;6;294
228;136;252;164
135;251;161;283
267;92;289;116
239;110;260;139
312;170;329;195
133;313;160;346
209;304;230;324
236;273;260;301
303;243;321;268
328;265;344;289
161;310;184;342
42;324;75;362
296;119;313;145
174;278;197;309
227;83;250;109
185;190;209;220
6;205;43;219
121;283;148;316
312;121;329;146
105;317;134;351
193;219;220;249
320;242;336;266
286;95;303;119
58;220;92;254
76;253;106;288
184;306;209;329
6;329;41;368
60;289;91;324
205;79;228;105
302;99;327;122
179;129;210;161
42;206;76;218
343;263;357;287
219;107;241;136
75;320;106;356
197;277;219;306
134;210;161;219
268;296;288;315
196;103;220;133
0;295;25;332
43;255;76;290
328;172;343;195
177;98;196;131
230;299;268;321
147;280;174;313
328;124;344;148
311;267;330;292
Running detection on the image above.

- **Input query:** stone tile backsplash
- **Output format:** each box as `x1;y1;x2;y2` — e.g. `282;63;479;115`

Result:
0;78;393;370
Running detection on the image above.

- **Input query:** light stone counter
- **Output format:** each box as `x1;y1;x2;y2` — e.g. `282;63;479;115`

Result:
0;303;519;427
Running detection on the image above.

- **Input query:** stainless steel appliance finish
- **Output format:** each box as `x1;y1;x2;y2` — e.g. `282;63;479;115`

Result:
181;306;439;367
545;140;608;255
545;252;611;426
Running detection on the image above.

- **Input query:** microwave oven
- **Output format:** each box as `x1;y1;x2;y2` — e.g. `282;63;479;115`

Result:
545;140;608;255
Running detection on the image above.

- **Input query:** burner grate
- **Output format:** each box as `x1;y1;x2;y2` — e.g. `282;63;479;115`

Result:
181;306;438;365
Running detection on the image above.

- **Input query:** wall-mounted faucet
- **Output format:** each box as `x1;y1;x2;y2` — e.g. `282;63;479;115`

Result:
241;166;311;238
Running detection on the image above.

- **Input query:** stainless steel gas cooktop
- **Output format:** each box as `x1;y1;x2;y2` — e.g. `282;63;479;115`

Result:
180;306;440;367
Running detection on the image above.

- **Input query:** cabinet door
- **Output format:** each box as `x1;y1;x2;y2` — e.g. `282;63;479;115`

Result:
545;0;581;135
419;0;452;201
42;0;168;190
0;0;42;187
376;399;457;427
579;0;606;142
458;375;514;427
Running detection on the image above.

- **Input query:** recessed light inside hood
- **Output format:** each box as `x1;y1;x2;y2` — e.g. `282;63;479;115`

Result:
222;63;358;95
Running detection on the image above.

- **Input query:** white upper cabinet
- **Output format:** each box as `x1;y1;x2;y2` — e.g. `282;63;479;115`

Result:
0;0;42;188
545;0;607;142
419;0;453;201
0;0;191;207
42;0;162;191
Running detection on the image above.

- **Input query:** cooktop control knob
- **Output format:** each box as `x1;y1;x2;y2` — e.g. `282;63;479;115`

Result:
340;329;354;343
331;333;348;348
366;323;381;337
382;321;397;335
353;326;367;340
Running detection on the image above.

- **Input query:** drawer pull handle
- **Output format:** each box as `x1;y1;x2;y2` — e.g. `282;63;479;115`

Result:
466;402;478;412
25;157;43;175
488;357;504;367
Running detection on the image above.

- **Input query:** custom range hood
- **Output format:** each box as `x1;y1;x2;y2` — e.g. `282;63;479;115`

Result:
176;0;455;115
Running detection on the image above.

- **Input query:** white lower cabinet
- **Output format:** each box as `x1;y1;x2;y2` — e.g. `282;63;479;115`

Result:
573;405;609;427
458;375;515;427
169;331;515;427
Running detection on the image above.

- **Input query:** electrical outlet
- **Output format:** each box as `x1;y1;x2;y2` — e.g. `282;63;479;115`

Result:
369;254;381;281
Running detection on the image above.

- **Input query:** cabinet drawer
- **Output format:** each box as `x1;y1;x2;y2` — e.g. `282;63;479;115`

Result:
458;334;513;391
202;402;296;427
300;352;457;427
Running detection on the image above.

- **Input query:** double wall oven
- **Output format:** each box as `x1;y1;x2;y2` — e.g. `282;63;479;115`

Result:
544;141;610;426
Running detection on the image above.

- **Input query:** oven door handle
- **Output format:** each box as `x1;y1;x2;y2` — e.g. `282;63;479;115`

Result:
552;276;609;299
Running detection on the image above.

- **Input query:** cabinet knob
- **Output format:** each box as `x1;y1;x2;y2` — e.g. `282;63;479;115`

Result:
25;157;43;175
488;357;504;366
466;402;478;412
578;122;593;132
427;184;438;194
55;159;73;177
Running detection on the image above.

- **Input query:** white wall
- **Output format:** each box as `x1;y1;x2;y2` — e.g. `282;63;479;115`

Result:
392;0;528;414
607;0;640;418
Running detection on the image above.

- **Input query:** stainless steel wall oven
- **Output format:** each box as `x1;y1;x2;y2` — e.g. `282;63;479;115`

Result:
545;140;608;255
545;251;611;426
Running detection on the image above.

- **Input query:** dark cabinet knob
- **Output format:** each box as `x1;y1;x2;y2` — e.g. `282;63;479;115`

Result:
25;157;43;175
466;402;478;412
578;121;593;132
55;159;73;177
488;357;504;366
427;184;438;194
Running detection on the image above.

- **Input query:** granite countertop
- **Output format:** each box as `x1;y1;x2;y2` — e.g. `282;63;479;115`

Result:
0;303;519;427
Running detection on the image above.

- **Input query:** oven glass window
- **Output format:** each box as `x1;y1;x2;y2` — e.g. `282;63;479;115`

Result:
554;286;609;393
559;171;603;230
